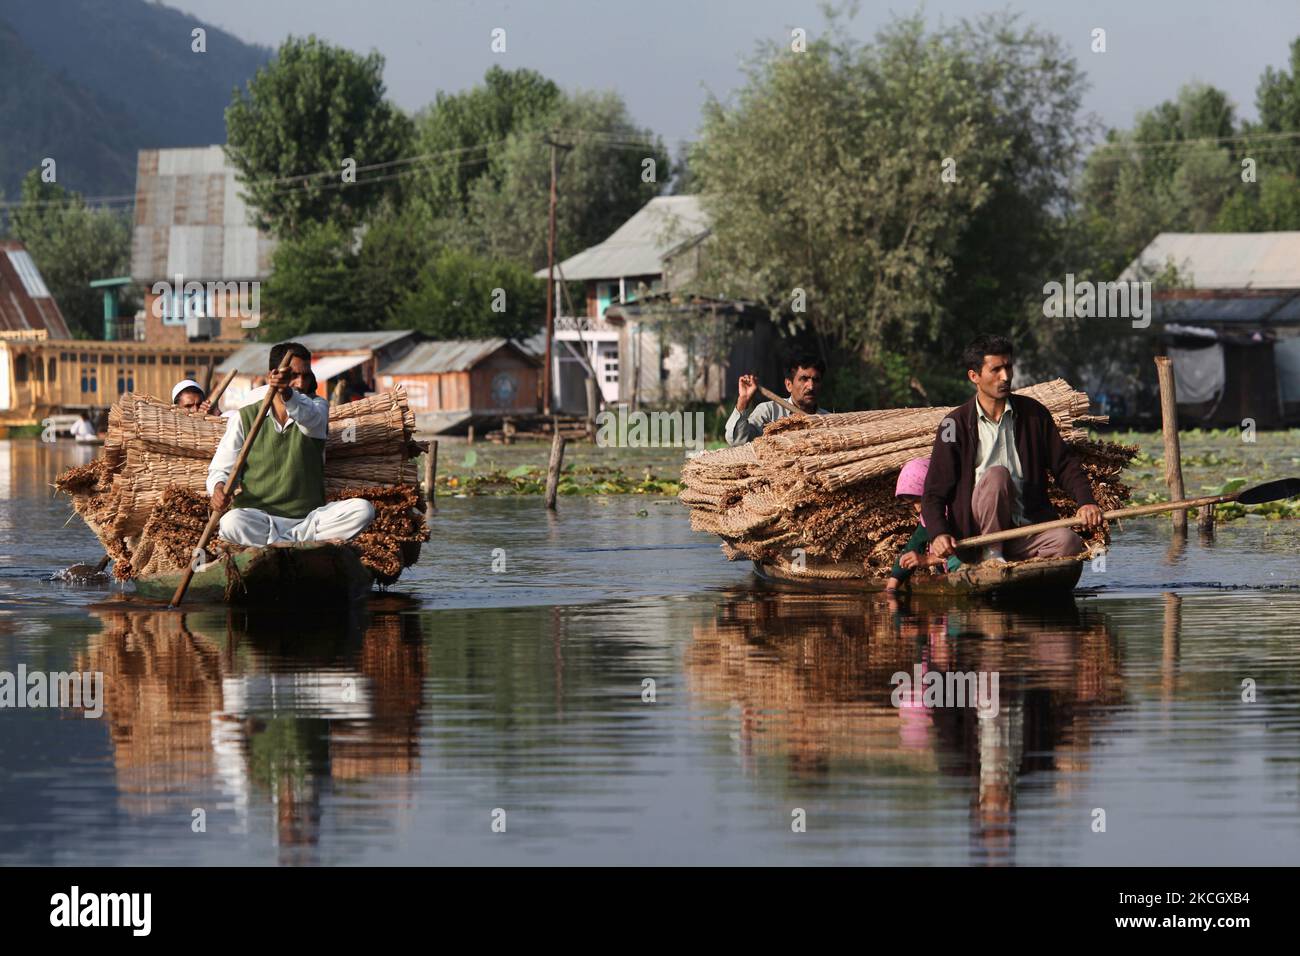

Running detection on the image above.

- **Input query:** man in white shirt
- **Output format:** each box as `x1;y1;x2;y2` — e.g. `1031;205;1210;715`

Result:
206;342;375;547
725;354;829;445
70;412;98;442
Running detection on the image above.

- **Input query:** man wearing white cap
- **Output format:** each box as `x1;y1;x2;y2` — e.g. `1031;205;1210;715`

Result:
172;379;211;414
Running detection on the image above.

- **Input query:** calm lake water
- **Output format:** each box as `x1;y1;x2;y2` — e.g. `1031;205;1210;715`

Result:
2;439;1299;865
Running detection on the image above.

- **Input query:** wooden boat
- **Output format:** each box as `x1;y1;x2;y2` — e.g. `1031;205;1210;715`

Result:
753;552;1089;598
133;542;374;605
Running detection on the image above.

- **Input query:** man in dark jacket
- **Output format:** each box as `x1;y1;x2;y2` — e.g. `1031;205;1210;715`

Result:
924;335;1102;563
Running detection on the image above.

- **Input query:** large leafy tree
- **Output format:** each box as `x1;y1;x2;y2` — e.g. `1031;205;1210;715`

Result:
7;169;131;339
411;66;561;222
466;91;669;269
692;12;1087;405
225;35;413;240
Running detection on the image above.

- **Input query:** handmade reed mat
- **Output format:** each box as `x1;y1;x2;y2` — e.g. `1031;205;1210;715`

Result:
56;387;430;584
678;380;1135;578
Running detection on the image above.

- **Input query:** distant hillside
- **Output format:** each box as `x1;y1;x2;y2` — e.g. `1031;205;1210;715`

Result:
0;0;271;202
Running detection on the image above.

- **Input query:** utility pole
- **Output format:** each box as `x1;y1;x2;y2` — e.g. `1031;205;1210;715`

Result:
542;136;571;416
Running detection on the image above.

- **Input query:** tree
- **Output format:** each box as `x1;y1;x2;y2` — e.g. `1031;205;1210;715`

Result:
257;220;359;339
411;66;561;221
692;11;1088;405
8;169;131;339
385;246;544;340
1255;38;1300;174
259;209;542;342
224;35;413;240
464;91;668;270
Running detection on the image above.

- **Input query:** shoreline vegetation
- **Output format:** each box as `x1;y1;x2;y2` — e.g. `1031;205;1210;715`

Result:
420;428;1300;518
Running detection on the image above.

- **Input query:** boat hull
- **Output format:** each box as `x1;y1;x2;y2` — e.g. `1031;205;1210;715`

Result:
753;553;1087;598
134;542;375;605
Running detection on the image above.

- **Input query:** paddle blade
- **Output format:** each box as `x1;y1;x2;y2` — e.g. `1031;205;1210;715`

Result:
1236;477;1300;505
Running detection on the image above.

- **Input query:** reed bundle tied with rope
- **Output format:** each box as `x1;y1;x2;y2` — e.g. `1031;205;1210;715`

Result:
679;380;1136;577
56;387;428;582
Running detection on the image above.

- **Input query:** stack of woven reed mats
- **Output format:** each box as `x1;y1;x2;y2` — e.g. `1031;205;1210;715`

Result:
55;387;430;583
678;379;1136;578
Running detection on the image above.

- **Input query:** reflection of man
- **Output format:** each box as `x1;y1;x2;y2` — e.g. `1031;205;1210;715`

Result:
206;341;375;547
172;379;211;414
725;354;829;446
924;335;1102;564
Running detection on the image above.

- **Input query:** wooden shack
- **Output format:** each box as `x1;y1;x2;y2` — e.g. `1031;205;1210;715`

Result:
376;339;540;434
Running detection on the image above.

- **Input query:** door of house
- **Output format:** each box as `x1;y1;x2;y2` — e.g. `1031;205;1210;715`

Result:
596;341;620;403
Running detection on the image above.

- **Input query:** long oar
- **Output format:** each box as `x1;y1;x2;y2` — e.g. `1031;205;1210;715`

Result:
169;355;293;607
955;478;1300;550
758;385;804;415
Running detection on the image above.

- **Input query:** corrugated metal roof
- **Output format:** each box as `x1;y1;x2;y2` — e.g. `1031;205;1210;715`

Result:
381;339;538;374
0;240;72;337
130;146;278;282
537;195;710;281
215;331;416;373
1153;294;1300;325
1121;232;1300;289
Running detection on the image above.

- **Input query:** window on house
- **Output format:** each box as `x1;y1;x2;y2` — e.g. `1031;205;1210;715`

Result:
48;357;57;381
15;355;28;384
160;289;186;326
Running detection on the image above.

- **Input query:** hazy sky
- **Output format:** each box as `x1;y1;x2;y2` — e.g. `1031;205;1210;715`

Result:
167;0;1298;147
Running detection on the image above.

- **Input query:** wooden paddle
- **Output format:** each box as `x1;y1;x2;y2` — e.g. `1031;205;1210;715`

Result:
758;385;805;416
169;354;294;607
955;478;1300;550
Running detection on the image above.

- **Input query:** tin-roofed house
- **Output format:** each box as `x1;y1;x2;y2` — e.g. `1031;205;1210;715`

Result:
1120;231;1300;427
214;331;418;412
376;339;541;434
131;145;277;346
539;195;710;412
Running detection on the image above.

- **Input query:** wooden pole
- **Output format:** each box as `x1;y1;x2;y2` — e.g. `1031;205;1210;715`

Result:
545;429;566;511
543;140;559;416
1154;355;1187;535
758;385;803;416
206;367;238;412
424;440;438;508
169;352;293;607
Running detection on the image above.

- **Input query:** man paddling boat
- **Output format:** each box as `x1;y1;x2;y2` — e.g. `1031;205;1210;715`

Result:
206;341;376;547
725;354;830;445
924;335;1102;564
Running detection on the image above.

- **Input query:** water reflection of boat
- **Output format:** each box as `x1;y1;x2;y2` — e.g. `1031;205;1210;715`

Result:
684;590;1124;863
79;598;425;861
753;553;1087;597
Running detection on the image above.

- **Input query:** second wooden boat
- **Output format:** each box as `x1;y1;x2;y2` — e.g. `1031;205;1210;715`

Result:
753;552;1089;598
133;542;374;605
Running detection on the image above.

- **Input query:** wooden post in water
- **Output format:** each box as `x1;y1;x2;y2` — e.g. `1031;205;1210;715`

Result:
1154;356;1187;535
545;428;566;511
423;440;438;509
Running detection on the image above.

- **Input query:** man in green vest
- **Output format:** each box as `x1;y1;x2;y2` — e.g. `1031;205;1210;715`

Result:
206;342;375;546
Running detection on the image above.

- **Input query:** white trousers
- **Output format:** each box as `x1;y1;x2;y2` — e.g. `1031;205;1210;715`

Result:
218;499;376;547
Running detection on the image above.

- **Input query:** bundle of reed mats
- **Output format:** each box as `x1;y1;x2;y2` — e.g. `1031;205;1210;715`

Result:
56;387;428;583
679;379;1136;578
